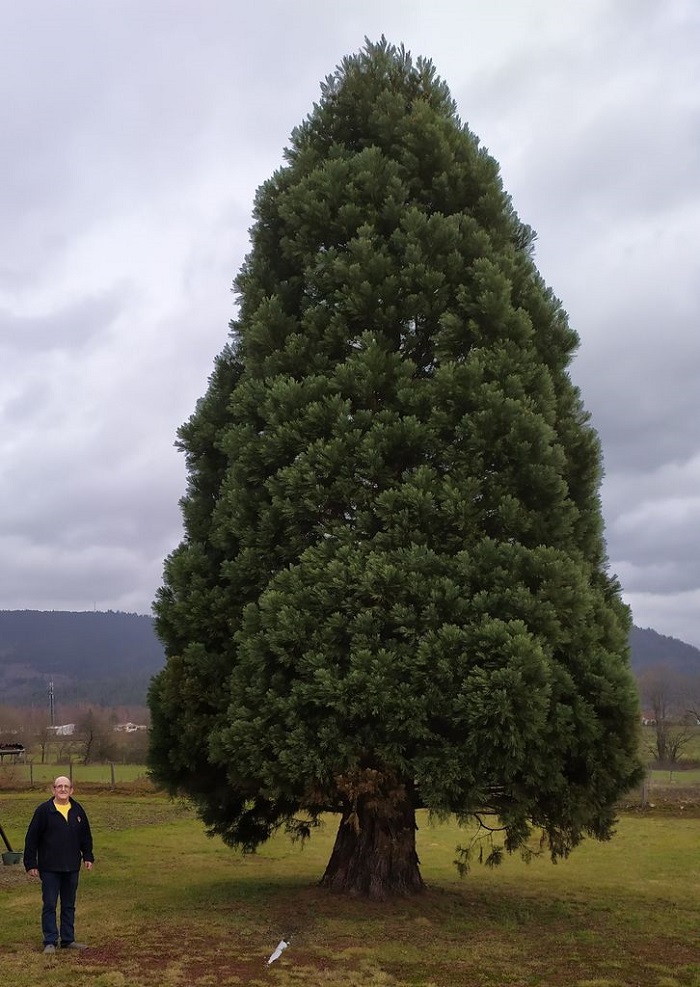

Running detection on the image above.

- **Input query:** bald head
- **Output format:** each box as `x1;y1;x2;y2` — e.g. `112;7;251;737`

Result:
52;777;73;804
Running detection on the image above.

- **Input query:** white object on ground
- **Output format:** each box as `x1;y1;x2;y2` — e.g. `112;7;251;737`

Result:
267;939;289;965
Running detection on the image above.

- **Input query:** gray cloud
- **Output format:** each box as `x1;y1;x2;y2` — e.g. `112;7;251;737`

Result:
0;0;698;648
1;291;124;357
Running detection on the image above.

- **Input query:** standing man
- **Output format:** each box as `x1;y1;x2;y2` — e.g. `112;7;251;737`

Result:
24;776;94;953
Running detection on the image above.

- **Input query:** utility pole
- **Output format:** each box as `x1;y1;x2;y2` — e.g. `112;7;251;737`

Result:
48;679;55;727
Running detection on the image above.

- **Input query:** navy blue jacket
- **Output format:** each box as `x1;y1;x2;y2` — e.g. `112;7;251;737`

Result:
23;797;94;873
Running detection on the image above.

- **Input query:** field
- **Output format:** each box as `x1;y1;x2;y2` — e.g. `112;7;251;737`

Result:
0;761;148;787
1;775;700;987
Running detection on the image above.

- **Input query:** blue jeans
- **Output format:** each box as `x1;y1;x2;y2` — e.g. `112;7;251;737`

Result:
40;870;80;947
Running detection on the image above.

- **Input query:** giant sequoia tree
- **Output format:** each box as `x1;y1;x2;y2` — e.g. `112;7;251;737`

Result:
148;40;643;898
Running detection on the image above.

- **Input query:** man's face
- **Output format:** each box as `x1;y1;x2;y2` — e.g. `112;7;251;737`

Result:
52;778;73;804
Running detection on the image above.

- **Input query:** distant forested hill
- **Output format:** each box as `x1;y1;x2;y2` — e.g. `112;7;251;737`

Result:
0;610;699;707
0;610;165;706
629;625;700;677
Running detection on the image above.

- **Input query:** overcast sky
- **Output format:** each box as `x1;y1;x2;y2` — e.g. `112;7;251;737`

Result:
1;1;698;648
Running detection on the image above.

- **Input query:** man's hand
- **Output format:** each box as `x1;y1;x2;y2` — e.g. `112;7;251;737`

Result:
84;861;93;871
27;868;39;877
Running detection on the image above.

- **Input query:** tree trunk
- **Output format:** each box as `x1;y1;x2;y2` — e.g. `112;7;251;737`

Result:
320;791;424;899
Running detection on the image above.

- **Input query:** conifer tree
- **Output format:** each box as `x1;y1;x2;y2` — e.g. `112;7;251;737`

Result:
148;39;643;898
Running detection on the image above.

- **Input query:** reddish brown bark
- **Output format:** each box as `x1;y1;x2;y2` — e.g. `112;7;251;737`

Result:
320;778;424;899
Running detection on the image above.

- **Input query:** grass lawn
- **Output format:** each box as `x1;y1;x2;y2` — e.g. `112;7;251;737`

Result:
1;788;699;987
0;762;149;788
650;768;700;786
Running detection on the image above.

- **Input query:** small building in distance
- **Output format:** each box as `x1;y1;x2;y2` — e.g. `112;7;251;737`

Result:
49;723;76;736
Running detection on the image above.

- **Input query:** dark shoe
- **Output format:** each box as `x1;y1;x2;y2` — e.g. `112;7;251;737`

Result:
61;942;88;950
43;944;56;954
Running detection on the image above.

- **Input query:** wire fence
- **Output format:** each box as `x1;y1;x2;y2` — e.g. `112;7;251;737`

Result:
3;763;699;806
0;762;149;791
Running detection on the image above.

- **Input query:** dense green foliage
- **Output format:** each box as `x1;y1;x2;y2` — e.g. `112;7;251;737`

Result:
148;40;643;869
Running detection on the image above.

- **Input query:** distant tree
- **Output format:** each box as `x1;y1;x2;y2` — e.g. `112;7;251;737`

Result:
112;726;150;765
21;709;54;764
639;666;695;765
76;707;117;765
148;39;644;898
679;672;700;728
0;705;23;742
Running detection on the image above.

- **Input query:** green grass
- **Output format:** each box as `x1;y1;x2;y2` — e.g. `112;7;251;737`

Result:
649;768;700;786
0;762;149;788
2;788;700;986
